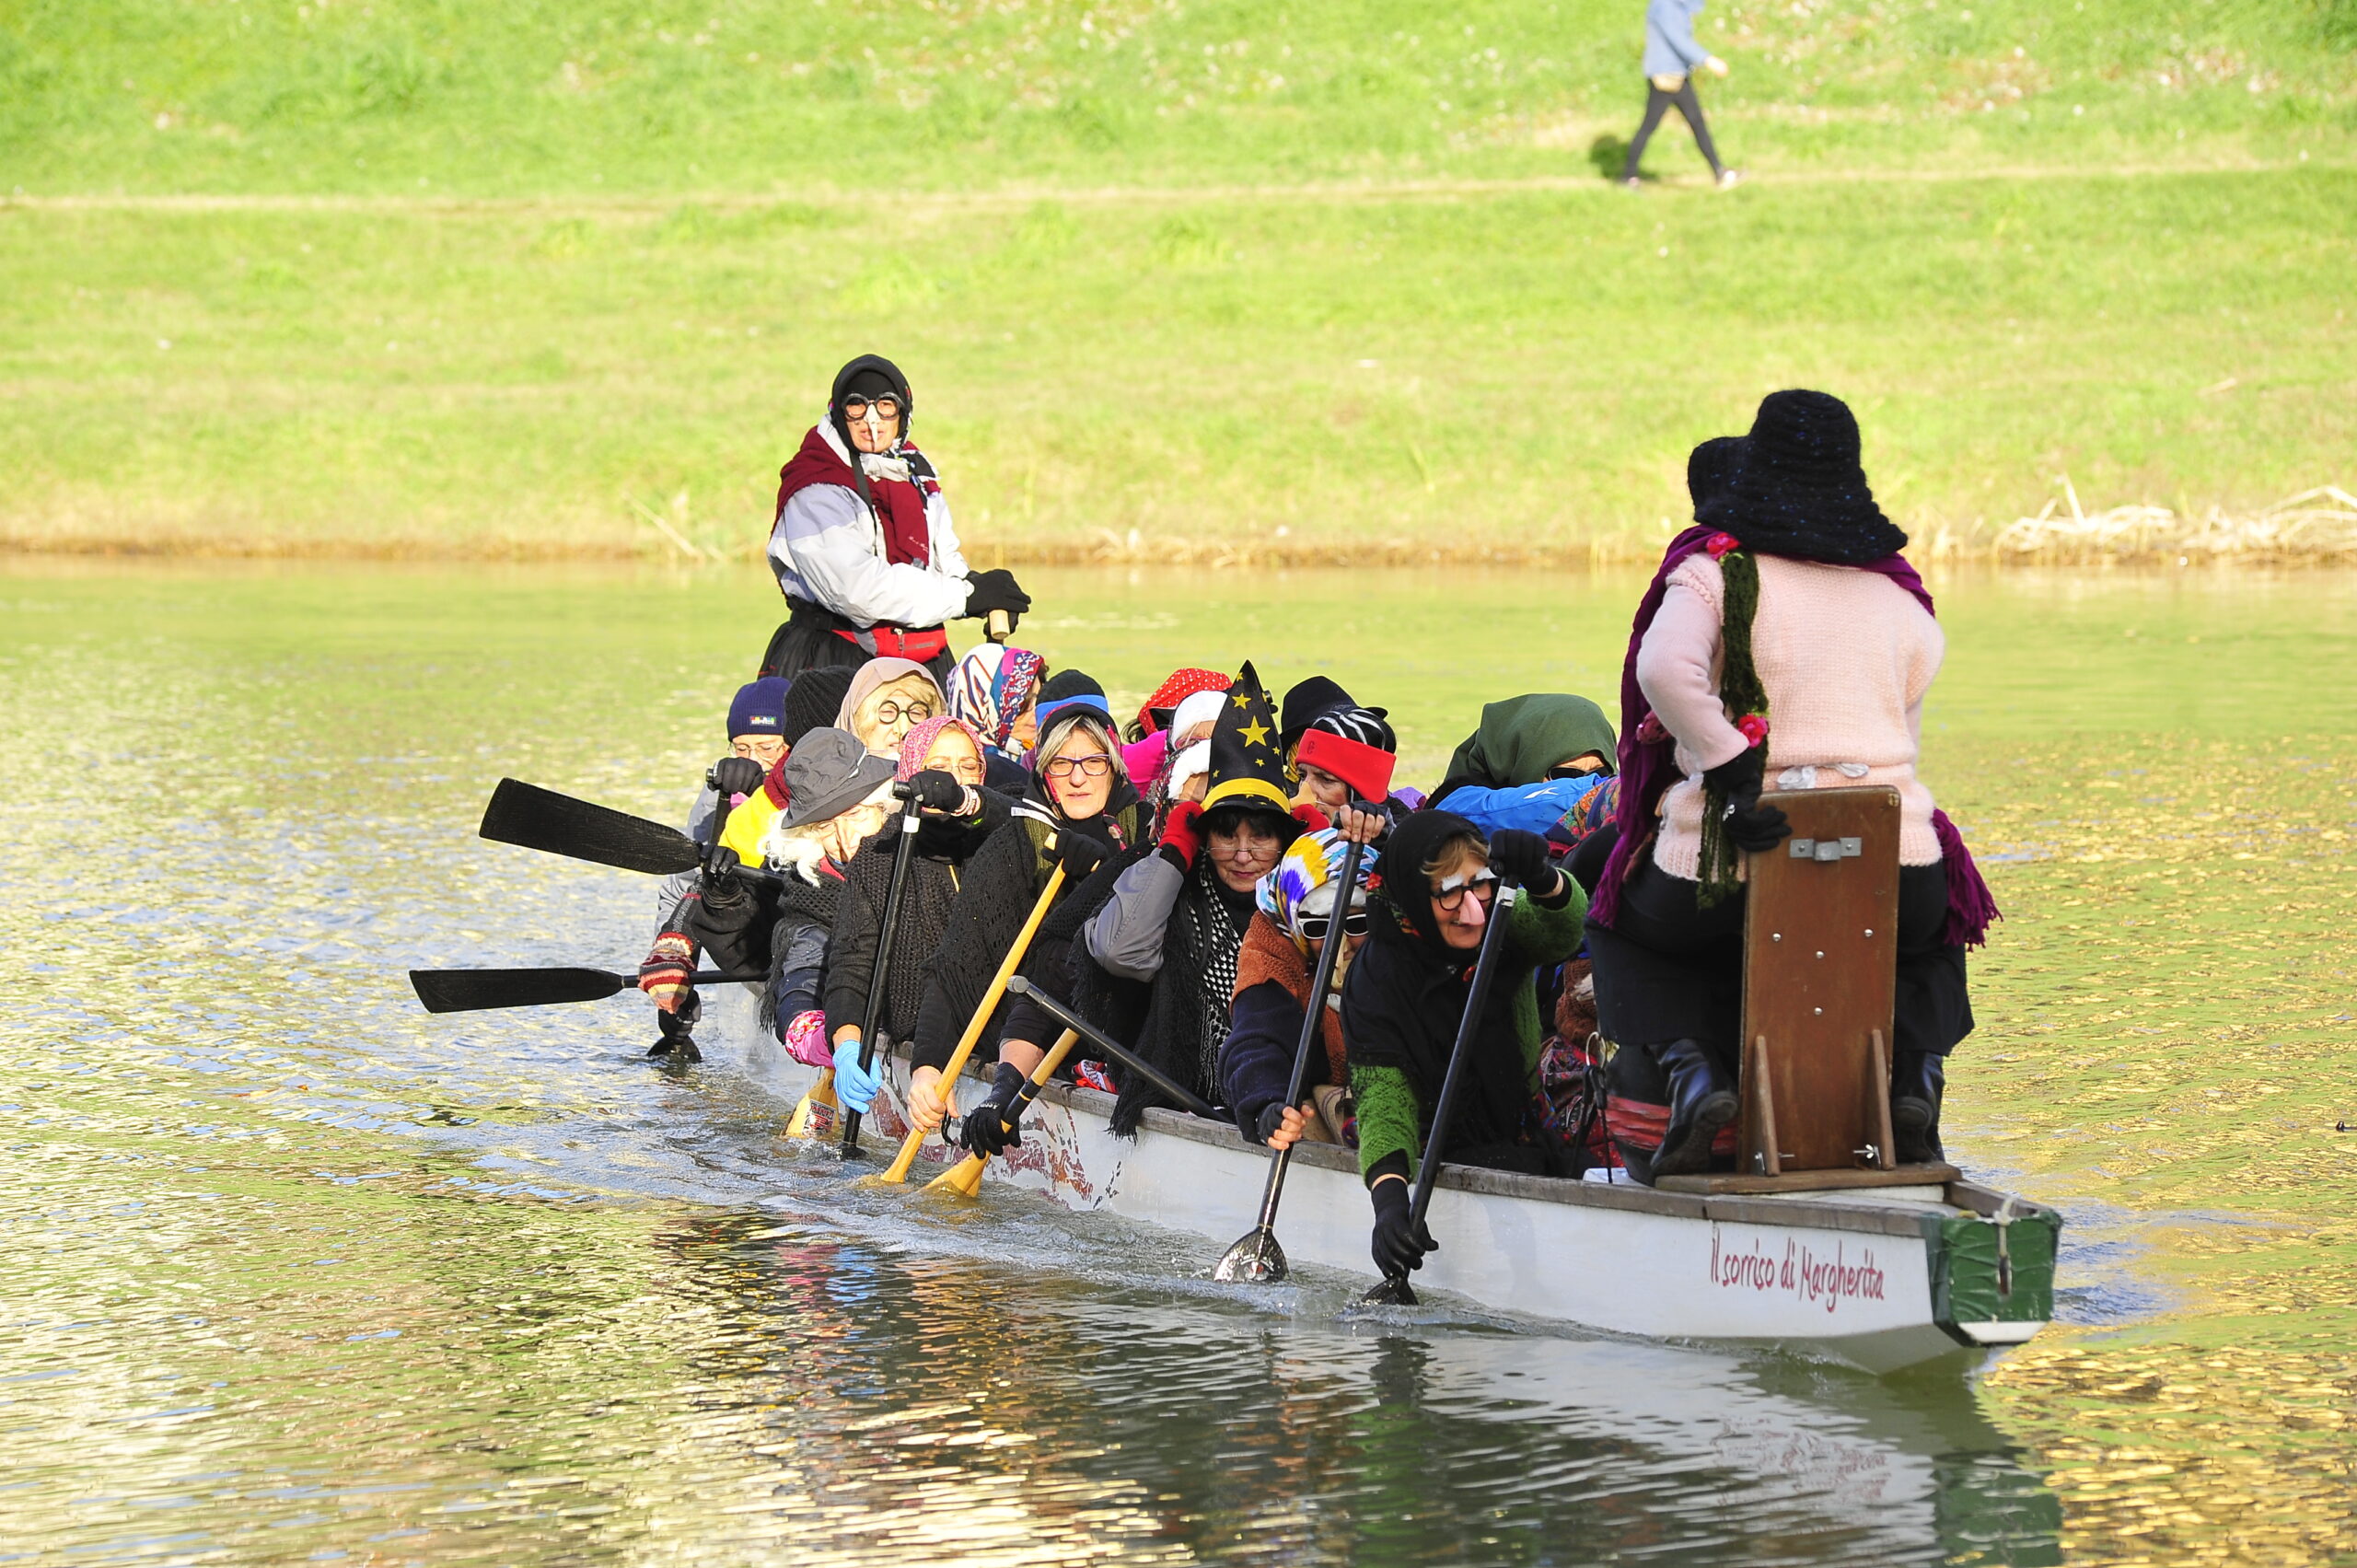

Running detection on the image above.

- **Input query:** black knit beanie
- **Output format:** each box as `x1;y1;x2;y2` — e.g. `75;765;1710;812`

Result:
1697;389;1909;565
1039;668;1103;704
781;666;856;748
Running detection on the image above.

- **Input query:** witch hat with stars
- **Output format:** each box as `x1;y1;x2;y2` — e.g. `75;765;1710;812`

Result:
1201;662;1295;819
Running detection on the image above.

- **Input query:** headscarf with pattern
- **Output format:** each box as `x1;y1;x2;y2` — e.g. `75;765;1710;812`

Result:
1135;668;1232;736
1256;828;1376;950
946;644;1046;758
895;714;987;783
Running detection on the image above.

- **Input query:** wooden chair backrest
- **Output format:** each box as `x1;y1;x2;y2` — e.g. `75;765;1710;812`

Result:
1738;786;1901;1176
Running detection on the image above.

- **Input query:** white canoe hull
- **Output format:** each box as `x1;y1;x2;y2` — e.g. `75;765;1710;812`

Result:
711;992;2055;1376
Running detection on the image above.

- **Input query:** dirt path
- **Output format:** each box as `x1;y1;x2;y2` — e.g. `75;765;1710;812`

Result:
3;158;2326;217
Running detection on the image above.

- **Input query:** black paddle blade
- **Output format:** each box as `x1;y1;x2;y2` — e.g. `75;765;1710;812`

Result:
1212;1228;1287;1284
479;778;701;877
410;967;630;1015
1359;1273;1419;1307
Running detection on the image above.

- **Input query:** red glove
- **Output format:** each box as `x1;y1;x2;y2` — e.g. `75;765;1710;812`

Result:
1158;799;1205;869
638;932;694;1014
1291;803;1331;832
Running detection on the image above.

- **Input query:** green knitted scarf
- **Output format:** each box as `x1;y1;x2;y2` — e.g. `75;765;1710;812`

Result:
1695;548;1768;908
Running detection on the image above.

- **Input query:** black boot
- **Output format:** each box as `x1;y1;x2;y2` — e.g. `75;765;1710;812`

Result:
1650;1039;1736;1178
1891;1051;1945;1165
647;997;702;1063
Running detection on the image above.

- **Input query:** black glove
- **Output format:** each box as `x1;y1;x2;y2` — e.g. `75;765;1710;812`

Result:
707;755;767;802
1370;1176;1435;1278
1252;1101;1289;1146
1485;828;1558;892
1052;831;1108;881
905;769;969;815
958;1063;1031;1156
700;839;744;884
963;568;1032;621
1702;745;1792;853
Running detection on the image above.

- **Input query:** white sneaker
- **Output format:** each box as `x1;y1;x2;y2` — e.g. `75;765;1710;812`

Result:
1716;168;1744;190
1621;176;1643;191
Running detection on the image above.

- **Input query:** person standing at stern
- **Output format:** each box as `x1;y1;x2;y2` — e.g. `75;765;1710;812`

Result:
760;354;1033;682
1623;0;1739;190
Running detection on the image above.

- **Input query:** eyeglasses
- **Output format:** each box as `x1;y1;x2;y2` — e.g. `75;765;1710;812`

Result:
1297;910;1371;942
1433;870;1498;913
1043;754;1114;780
842;395;901;423
1548;762;1609;781
869;699;934;726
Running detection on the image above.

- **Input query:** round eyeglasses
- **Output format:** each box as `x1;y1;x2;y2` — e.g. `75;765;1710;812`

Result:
869;699;934;726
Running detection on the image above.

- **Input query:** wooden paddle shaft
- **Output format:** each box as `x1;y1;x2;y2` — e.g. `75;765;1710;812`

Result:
878;861;1068;1183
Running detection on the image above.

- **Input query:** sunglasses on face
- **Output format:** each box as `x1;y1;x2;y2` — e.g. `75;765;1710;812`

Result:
842;395;902;423
870;699;934;726
1044;754;1115;781
1549;762;1610;781
1433;870;1499;913
1297;910;1371;942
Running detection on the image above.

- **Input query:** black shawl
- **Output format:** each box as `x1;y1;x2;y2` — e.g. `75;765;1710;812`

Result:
824;799;1004;1044
909;786;1143;1074
1071;851;1258;1137
1340;810;1532;1156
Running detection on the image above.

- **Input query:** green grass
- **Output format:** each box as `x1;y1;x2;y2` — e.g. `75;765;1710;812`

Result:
6;0;2352;192
0;0;2351;558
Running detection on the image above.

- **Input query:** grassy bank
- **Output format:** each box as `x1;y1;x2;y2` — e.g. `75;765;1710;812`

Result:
1;0;2351;560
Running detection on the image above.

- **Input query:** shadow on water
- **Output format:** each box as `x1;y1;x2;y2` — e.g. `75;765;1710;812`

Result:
638;1202;2064;1565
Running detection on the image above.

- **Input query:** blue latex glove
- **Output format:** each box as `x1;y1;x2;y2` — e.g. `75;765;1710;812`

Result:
831;1032;883;1114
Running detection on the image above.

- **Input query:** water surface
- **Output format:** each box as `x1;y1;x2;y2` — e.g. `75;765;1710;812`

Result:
1;561;2350;1564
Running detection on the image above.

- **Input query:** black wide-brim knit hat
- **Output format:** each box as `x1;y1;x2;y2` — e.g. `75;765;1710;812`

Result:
1697;389;1910;565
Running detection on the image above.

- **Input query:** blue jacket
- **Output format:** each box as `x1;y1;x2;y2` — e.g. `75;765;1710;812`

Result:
1643;0;1713;78
1431;774;1610;841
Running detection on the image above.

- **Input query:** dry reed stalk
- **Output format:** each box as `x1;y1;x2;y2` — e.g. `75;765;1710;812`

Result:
1991;483;2357;564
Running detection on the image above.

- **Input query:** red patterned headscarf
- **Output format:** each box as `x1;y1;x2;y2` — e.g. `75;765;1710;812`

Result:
1136;668;1232;735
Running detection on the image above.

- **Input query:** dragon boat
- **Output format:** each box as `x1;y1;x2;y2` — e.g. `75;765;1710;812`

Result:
709;986;2056;1377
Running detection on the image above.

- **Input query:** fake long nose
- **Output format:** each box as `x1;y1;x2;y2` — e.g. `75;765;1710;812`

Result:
1453;889;1489;930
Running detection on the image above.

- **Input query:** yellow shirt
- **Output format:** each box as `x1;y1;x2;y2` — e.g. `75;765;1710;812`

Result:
718;791;783;869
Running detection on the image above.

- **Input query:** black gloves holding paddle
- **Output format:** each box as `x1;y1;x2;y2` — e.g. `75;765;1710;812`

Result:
1053;830;1109;881
1484;827;1569;902
1369;1174;1435;1277
958;1062;1031;1156
903;769;970;816
706;755;767;805
963;569;1031;626
1702;745;1793;853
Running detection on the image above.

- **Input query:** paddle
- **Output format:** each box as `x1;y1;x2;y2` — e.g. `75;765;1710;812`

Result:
1001;975;1223;1121
873;861;1069;1184
1360;881;1521;1308
924;1028;1080;1196
479;777;779;886
836;788;923;1157
409;965;767;1015
1213;828;1371;1284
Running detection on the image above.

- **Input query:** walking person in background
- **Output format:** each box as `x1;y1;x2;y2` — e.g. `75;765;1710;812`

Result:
1623;0;1739;191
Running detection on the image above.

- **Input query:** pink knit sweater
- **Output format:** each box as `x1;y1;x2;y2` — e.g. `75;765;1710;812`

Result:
1635;552;1945;877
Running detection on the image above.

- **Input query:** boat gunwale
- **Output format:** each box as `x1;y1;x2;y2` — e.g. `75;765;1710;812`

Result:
1019;1074;2035;1242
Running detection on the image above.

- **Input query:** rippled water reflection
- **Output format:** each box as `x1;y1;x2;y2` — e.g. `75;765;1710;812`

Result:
1;562;2350;1564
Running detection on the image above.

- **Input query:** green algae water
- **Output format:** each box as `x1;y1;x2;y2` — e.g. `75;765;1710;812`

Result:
1;560;2350;1564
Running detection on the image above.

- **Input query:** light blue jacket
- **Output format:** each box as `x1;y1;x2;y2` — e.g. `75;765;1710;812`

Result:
1643;0;1713;78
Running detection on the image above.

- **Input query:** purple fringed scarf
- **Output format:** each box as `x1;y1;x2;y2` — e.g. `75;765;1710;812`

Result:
1590;528;2000;949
